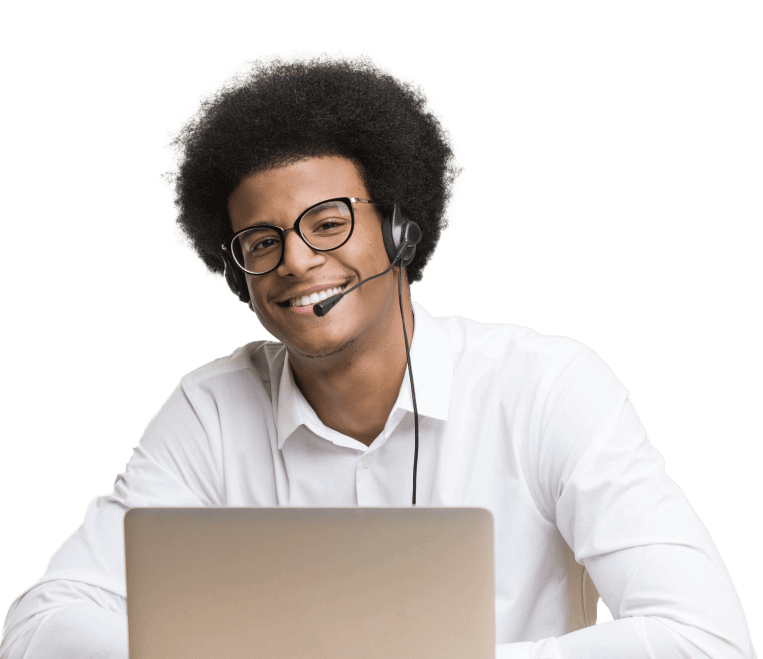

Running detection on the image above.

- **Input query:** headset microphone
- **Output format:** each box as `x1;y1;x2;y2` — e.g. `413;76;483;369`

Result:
313;222;421;506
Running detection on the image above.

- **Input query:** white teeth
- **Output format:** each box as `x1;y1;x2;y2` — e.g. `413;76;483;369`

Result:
289;286;343;307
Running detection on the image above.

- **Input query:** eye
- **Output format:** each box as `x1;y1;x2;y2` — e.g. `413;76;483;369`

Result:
314;219;345;232
251;237;280;252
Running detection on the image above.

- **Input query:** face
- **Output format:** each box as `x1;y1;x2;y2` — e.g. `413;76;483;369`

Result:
228;156;401;359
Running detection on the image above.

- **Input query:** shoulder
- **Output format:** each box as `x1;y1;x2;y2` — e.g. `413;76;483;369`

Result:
177;340;288;407
421;303;626;426
424;306;597;390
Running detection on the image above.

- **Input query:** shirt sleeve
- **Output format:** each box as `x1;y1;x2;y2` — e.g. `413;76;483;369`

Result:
495;347;756;659
0;383;222;659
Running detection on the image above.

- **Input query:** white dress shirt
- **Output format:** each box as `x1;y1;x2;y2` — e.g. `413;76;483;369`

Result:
1;303;755;659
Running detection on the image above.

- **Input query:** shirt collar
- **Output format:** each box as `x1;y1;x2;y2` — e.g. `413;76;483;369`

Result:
275;301;453;450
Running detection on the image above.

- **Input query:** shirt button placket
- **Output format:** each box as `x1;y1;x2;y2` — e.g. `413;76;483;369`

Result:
356;452;376;505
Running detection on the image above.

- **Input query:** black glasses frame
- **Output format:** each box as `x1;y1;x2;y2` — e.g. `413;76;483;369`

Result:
222;197;376;276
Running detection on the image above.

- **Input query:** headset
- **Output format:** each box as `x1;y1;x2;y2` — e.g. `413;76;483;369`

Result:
220;201;423;505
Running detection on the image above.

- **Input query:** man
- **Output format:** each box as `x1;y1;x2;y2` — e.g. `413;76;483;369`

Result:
0;58;755;659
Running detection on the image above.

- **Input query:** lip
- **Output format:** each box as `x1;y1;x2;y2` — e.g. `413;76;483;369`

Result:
287;303;322;315
273;281;350;306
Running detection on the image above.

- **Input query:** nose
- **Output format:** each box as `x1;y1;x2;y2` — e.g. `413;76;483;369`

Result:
275;228;325;277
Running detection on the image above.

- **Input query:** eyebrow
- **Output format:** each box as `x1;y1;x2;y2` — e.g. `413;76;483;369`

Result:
305;200;346;213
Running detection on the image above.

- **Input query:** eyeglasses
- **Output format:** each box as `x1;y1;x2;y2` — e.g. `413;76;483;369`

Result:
223;197;377;275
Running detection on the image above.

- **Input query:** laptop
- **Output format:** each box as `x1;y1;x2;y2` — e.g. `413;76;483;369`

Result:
124;507;495;659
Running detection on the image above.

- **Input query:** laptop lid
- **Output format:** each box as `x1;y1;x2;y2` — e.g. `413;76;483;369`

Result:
125;507;495;659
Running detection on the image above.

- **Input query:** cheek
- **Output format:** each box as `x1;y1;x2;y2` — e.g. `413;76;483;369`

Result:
352;226;390;270
340;245;387;278
245;281;271;319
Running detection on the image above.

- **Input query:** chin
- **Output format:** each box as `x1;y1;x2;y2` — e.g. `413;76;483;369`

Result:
289;335;359;360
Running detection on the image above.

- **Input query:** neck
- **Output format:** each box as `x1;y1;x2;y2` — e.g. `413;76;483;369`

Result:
288;283;415;447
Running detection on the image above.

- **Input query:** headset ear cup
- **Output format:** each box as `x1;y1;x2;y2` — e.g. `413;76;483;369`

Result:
382;200;419;266
400;221;421;267
221;250;251;303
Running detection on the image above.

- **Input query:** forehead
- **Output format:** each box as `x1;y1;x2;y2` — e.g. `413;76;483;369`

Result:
228;156;369;232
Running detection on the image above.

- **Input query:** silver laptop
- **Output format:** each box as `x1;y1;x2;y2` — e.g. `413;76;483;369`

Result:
124;507;495;659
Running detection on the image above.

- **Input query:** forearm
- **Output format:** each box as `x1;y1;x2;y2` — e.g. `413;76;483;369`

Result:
6;603;128;659
496;616;757;659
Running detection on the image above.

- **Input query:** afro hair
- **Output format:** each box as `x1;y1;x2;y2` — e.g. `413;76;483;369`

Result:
171;57;459;285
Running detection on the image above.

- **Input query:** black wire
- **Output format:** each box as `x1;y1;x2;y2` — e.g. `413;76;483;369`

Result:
398;265;419;505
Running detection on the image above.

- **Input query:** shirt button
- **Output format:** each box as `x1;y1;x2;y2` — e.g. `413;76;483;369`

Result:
362;454;376;468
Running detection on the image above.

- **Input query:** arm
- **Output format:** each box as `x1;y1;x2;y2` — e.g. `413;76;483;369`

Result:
0;384;223;659
2;600;129;659
497;348;755;659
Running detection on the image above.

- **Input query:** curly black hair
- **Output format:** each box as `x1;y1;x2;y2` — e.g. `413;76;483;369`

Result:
171;57;459;285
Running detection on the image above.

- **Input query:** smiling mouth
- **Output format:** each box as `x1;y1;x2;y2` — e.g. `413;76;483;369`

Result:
277;285;347;308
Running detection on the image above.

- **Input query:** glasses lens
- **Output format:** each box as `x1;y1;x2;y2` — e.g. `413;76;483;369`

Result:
230;200;354;274
231;226;282;274
301;200;353;250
